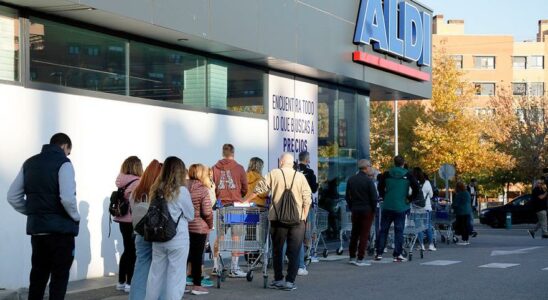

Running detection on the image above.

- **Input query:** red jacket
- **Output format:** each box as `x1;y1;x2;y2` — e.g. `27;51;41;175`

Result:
212;158;247;205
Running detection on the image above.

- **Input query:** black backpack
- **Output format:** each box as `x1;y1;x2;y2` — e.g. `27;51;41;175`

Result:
273;170;302;226
138;194;183;242
109;179;138;217
411;184;426;208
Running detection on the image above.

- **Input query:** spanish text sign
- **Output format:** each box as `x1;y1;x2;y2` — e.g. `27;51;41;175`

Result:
268;73;318;176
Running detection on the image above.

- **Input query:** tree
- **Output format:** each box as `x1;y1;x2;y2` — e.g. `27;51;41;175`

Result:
369;101;394;170
412;47;513;181
486;87;548;184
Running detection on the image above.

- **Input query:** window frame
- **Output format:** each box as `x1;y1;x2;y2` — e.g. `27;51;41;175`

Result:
473;56;496;70
512;56;527;69
511;82;527;96
474;82;496;96
527;55;544;69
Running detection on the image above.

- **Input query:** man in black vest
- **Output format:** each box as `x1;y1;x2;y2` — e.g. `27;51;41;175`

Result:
7;133;79;300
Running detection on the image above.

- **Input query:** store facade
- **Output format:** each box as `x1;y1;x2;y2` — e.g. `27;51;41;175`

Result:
0;0;432;288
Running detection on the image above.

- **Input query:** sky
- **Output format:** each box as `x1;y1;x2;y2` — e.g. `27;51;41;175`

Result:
418;0;548;41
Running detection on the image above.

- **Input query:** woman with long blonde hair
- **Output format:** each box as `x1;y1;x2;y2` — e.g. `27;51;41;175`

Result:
128;159;162;300
186;164;214;295
145;157;194;300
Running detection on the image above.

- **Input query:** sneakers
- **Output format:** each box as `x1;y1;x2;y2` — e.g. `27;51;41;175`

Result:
528;229;536;239
374;255;383;261
115;283;125;291
229;268;247;278
297;268;308;276
210;268;220;276
348;257;356;264
393;255;407;262
541;235;548;239
457;241;470;245
282;281;297;291
428;244;437;251
269;280;285;289
419;244;425;251
201;277;214;288
310;256;320;263
123;284;131;293
191;286;209;295
471;231;478;238
353;259;371;267
186;276;193;286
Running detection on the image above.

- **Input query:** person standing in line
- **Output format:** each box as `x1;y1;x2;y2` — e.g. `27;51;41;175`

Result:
211;144;248;278
413;168;436;251
453;182;472;245
145;157;194;300
345;159;378;266
528;180;548;239
114;156;143;293
295;151;319;270
467;178;478;237
375;155;420;262
7;133;80;300
128;160;163;300
187;164;214;295
245;157;268;207
249;153;312;291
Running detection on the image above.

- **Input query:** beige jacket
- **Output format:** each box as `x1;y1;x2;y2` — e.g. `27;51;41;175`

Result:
254;167;312;222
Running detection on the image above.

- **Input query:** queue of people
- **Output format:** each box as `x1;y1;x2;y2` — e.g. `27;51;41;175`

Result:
6;132;501;300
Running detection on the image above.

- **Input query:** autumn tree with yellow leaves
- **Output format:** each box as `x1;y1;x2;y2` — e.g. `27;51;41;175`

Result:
412;48;513;180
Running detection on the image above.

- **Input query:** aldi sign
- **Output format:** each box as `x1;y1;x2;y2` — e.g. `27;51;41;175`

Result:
353;0;432;81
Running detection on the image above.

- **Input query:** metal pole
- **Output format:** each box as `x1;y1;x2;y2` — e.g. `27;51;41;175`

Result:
394;99;399;156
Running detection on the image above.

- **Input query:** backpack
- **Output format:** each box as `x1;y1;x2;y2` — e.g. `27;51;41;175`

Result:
273;170;302;226
410;184;426;208
109;179;138;218
138;194;183;242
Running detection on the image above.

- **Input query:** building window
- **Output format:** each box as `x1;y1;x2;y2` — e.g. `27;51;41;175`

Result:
129;42;206;106
475;83;495;96
475;108;494;117
512;56;526;69
512;83;526;96
451;55;463;69
528;56;544;69
474;56;495;69
0;6;19;81
207;60;264;114
29;17;127;95
530;82;544;96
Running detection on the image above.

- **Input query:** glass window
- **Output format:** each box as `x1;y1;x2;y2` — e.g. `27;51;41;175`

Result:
512;83;526;96
29;17;126;95
0;6;19;81
474;83;495;96
207;60;264;114
129;42;206;105
450;55;463;69
474;56;495;69
528;56;544;69
512;56;526;69
529;82;544;96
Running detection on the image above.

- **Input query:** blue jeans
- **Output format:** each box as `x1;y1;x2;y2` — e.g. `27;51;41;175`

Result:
129;235;164;300
376;209;406;257
283;242;305;268
417;211;434;245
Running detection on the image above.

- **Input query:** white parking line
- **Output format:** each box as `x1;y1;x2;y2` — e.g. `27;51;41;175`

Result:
542;267;548;271
421;260;461;266
479;263;519;269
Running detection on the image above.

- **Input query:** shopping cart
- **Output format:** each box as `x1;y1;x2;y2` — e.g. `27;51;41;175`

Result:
304;206;330;263
402;211;428;261
336;200;352;255
433;200;458;244
215;204;270;289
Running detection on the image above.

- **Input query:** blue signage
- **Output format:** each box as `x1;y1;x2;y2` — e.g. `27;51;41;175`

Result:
354;0;432;67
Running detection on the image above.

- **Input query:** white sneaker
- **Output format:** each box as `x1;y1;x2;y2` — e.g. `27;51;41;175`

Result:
419;244;425;251
428;244;437;251
297;268;309;276
353;260;371;267
229;268;247;278
124;284;131;293
457;241;470;246
115;283;125;291
348;258;356;265
311;256;320;263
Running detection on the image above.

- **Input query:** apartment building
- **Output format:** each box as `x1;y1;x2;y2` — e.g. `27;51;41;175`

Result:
433;15;548;114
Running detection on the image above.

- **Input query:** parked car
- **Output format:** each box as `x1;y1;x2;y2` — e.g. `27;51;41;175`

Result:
479;194;537;228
